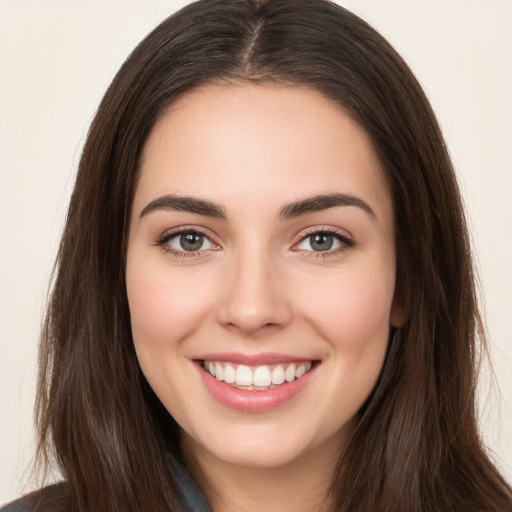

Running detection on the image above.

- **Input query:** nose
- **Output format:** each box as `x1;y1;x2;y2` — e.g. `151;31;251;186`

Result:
215;248;293;336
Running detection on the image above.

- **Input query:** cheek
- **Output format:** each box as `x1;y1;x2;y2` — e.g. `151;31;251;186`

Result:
126;260;214;353
300;262;394;416
298;264;395;349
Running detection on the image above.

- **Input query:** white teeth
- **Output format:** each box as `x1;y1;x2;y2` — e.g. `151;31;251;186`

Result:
235;365;253;386
223;364;236;383
204;361;313;389
215;362;224;381
295;362;312;378
295;364;305;378
253;366;272;387
271;365;285;385
285;364;296;382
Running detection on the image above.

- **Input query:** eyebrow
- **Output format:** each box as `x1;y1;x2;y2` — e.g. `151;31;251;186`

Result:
279;193;376;220
139;193;375;220
140;195;227;219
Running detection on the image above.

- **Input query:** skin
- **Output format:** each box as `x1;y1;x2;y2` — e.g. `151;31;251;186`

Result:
126;83;400;511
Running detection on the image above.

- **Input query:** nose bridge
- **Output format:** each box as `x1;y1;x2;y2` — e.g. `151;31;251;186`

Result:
216;239;291;334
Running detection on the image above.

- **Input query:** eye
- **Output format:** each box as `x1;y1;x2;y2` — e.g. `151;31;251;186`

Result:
295;230;354;254
168;232;214;252
156;228;217;258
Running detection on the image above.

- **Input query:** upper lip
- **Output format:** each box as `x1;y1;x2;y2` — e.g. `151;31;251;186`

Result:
194;352;315;366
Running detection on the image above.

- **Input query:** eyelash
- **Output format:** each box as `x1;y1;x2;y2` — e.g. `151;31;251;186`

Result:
154;226;355;260
155;226;217;259
293;227;355;259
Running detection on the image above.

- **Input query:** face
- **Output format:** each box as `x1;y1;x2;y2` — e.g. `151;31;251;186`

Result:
126;84;399;470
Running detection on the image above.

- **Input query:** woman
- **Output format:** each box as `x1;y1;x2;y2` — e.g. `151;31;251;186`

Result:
2;0;511;511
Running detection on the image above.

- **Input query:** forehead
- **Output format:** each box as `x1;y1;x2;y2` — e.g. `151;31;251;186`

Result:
136;83;392;221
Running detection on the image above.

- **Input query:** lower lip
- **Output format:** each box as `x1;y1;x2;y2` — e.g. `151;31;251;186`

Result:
196;362;317;413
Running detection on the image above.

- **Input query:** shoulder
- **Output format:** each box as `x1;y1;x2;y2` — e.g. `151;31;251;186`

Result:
0;483;70;512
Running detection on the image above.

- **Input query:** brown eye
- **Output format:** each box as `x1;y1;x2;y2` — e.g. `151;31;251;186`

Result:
295;230;354;254
309;234;334;251
166;231;215;253
180;233;204;251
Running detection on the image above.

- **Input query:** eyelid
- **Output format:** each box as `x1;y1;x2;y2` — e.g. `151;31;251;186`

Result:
154;225;221;258
153;224;354;260
291;226;355;254
156;225;216;243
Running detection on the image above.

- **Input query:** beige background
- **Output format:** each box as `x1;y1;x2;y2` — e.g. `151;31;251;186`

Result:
1;0;511;504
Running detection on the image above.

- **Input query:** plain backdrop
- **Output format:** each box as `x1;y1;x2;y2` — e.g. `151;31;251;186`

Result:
1;0;511;504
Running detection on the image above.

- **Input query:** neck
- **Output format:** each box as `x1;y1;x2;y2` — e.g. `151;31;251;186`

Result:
181;433;344;512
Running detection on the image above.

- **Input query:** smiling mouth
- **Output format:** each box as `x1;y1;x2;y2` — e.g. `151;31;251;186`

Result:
201;360;315;391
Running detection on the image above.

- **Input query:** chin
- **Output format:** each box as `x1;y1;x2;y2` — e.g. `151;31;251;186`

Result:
181;416;347;471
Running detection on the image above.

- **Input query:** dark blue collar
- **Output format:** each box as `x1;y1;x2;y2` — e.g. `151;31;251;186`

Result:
168;454;211;512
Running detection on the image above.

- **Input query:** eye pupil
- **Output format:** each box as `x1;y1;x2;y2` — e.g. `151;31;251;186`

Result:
180;233;203;251
310;234;333;251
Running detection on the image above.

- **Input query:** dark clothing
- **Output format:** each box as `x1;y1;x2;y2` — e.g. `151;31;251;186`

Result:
0;456;210;512
169;454;211;512
0;484;68;512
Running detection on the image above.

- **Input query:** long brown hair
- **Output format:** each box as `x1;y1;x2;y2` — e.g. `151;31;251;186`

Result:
35;1;512;511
